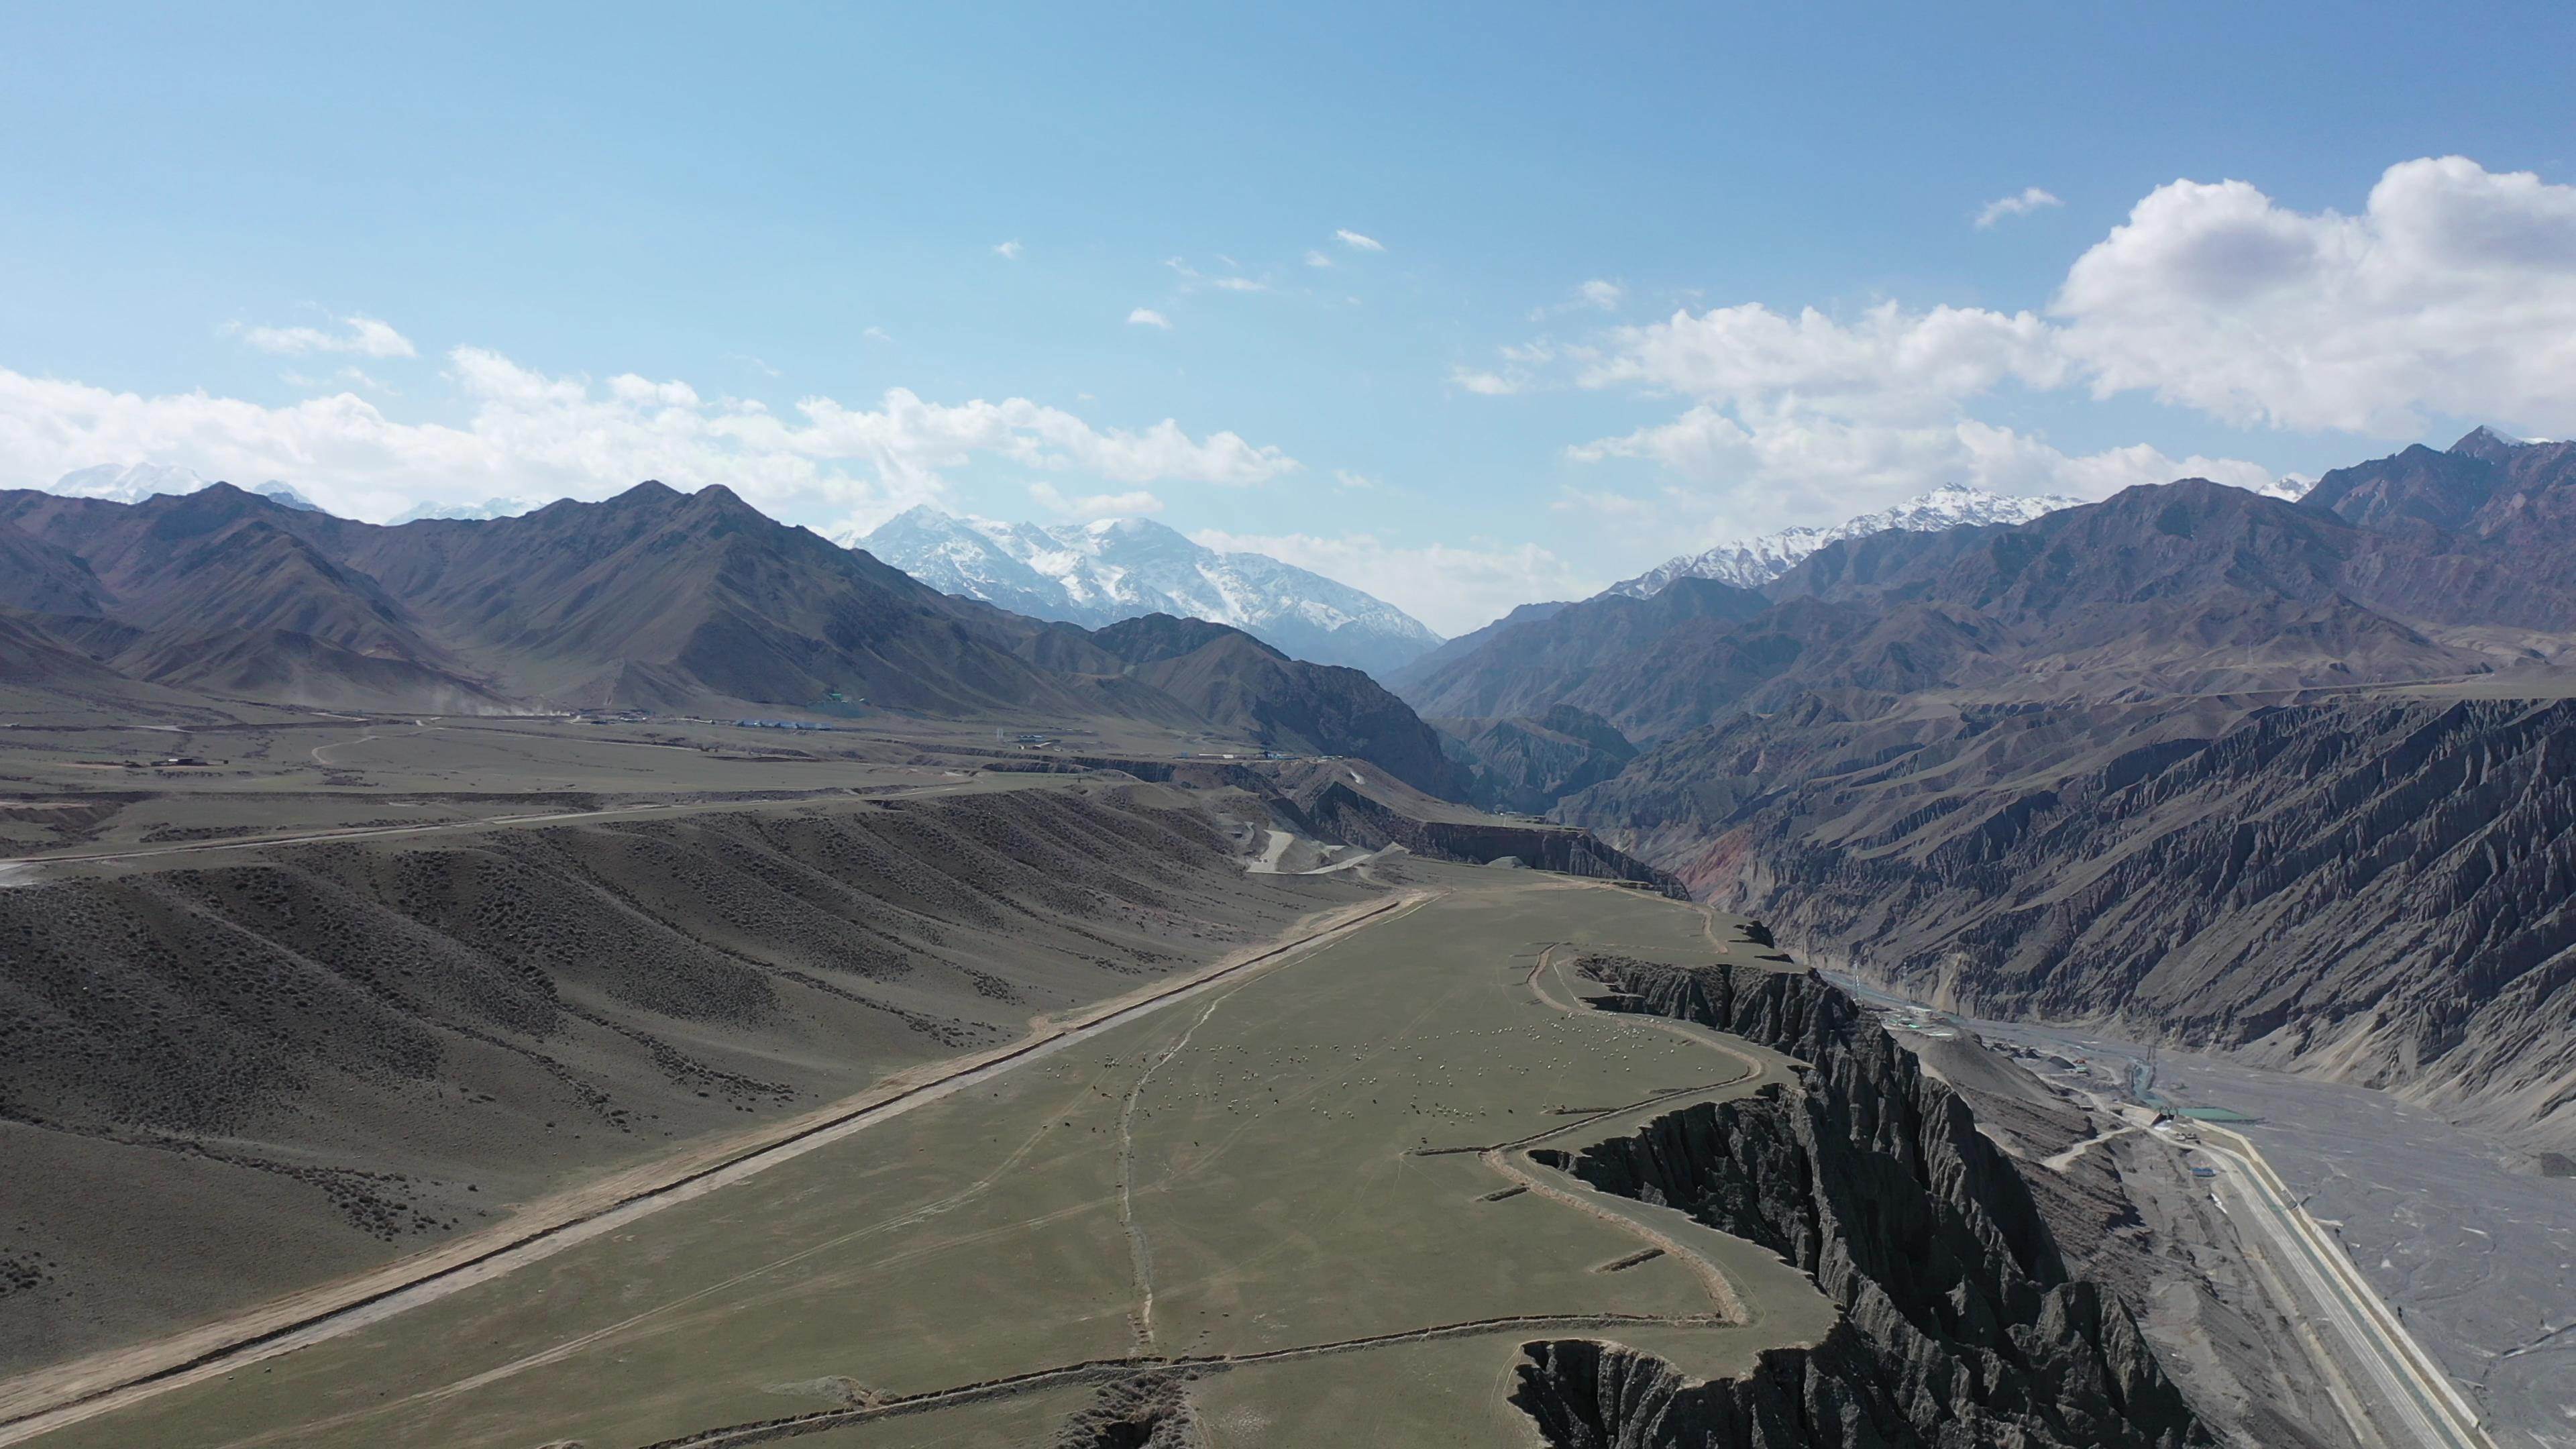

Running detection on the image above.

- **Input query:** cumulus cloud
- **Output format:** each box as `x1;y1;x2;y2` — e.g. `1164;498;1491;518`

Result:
1334;229;1385;252
1580;301;2068;421
2052;156;2576;434
0;348;1294;537
1568;406;2276;546
1304;250;1333;268
1127;307;1172;329
993;240;1024;260
236;315;417;359
1975;186;2063;229
1190;528;1593;637
1030;481;1163;519
1546;156;2576;555
1560;286;2247;547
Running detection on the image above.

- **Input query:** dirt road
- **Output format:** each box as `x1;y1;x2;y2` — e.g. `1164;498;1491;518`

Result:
0;890;1428;1446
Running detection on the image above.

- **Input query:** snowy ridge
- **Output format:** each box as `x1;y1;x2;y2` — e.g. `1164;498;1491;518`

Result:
852;507;1442;676
1605;485;2090;597
46;462;213;504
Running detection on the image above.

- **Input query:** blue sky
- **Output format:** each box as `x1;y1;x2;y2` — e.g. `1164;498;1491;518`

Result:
5;3;2574;632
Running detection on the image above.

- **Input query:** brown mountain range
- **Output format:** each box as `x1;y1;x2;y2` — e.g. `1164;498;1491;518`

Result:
0;480;1467;796
1419;427;2576;1143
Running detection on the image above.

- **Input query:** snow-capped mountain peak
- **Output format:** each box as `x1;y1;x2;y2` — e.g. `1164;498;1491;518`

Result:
853;506;1442;676
1607;486;2084;597
48;462;210;503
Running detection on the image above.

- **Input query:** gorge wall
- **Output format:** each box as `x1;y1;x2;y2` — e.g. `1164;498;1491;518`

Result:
1512;956;2208;1449
1559;693;2576;1147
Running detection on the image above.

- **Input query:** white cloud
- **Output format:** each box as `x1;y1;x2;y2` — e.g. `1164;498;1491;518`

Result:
236;315;417;359
1029;481;1164;519
1580;301;2068;421
1127;307;1172;329
1190;528;1593;636
1975;186;2063;229
1331;468;1375;490
1560;156;2576;480
2053;156;2576;434
1568;405;2276;547
1304;250;1333;268
1166;257;1265;294
993;240;1024;260
1334;229;1385;252
1450;367;1529;396
862;326;893;343
1529;282;1626;321
1562;275;2269;549
0;348;1294;537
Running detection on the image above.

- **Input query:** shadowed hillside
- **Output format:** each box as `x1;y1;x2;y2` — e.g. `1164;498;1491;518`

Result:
0;785;1368;1373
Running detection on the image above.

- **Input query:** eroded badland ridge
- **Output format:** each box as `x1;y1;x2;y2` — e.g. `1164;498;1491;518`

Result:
1517;957;2206;1449
1564;693;2576;1144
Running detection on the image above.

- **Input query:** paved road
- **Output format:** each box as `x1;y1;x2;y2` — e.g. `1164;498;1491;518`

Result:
2195;1128;2491;1448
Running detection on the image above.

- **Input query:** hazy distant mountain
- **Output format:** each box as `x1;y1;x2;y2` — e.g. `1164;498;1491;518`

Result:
855;507;1441;676
44;464;324;515
387;496;545;525
47;462;209;503
1605;485;2085;597
253;482;322;512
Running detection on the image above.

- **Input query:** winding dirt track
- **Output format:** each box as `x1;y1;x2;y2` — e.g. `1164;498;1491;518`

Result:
0;890;1428;1448
1472;945;1758;1320
638;932;1770;1448
634;1311;1737;1448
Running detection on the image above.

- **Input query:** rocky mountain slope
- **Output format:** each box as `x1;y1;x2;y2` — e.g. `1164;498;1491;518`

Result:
855;506;1441;675
1383;428;2576;1144
1558;692;2576;1146
1391;578;1776;732
0;482;1467;795
1430;705;1639;814
1605;484;2086;597
1513;955;2208;1448
1408;433;2576;761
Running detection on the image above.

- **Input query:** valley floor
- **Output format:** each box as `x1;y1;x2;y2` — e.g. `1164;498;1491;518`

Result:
1846;978;2576;1449
5;865;1831;1448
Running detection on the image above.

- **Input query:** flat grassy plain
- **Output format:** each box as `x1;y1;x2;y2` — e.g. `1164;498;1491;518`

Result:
22;863;1831;1448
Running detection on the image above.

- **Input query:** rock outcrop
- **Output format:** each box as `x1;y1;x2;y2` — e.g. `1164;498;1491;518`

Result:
1511;959;2209;1449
